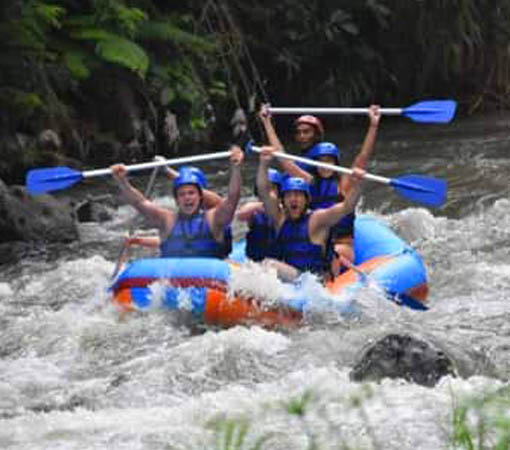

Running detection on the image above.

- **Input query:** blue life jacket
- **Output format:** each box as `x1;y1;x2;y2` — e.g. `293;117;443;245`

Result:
309;177;355;238
296;146;355;238
276;213;332;274
160;210;232;258
309;176;340;209
246;211;277;262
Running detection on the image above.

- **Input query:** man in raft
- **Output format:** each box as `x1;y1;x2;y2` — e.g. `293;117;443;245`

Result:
237;168;283;262
123;164;223;249
110;145;244;259
258;104;380;275
256;147;364;282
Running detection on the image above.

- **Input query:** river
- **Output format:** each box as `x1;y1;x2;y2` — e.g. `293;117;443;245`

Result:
0;111;509;449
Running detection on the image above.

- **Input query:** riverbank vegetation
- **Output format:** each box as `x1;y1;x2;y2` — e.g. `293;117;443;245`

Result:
206;384;510;449
2;1;510;183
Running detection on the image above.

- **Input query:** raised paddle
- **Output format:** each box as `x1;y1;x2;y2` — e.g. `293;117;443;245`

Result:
26;150;233;195
268;99;457;124
246;142;447;207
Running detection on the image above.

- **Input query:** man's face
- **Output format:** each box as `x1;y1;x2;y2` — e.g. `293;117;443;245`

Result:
176;184;201;215
295;124;316;150
317;155;337;178
283;190;307;220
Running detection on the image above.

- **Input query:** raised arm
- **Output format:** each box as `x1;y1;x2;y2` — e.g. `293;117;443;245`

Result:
209;146;243;236
311;168;364;234
342;105;380;193
237;201;264;222
258;104;314;183
111;164;173;232
256;147;283;226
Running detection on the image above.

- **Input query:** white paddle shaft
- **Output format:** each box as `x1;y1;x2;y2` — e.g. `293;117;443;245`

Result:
250;145;390;185
268;107;402;115
82;151;232;179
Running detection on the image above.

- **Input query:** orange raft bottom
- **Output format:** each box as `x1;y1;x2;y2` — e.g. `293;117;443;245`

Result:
112;255;428;328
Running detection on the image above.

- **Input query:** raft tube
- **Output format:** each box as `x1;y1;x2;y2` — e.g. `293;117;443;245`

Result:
111;215;428;327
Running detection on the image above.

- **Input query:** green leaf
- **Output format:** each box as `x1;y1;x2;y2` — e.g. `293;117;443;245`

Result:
64;50;91;79
70;28;149;76
33;3;66;28
138;21;215;52
95;36;149;76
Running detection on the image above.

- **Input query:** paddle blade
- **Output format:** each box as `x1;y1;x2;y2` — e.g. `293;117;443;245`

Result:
390;174;447;207
26;167;83;195
403;100;457;123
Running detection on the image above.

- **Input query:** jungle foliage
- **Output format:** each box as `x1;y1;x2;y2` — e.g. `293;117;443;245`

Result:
1;0;510;182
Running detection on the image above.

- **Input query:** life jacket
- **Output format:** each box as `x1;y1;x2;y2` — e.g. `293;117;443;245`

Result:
160;210;232;258
295;146;355;238
246;211;277;262
275;213;332;274
309;176;355;238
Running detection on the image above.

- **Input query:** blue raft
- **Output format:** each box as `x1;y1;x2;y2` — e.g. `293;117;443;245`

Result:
112;215;428;327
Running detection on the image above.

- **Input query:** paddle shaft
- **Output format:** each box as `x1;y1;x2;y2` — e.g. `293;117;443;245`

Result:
82;151;232;179
269;107;402;115
250;145;390;185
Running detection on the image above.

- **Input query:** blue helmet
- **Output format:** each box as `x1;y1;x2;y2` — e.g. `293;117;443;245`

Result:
173;169;204;196
179;166;207;188
308;142;341;161
268;168;282;188
280;177;310;198
254;168;282;196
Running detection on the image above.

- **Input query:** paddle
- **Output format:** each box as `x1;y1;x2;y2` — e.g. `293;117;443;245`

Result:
337;256;428;311
26;150;232;195
268;99;457;124
246;142;447;207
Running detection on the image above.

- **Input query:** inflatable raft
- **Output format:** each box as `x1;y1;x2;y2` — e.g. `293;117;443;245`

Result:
111;215;428;328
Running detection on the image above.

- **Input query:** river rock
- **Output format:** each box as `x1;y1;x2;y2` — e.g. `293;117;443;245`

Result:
0;178;78;243
349;333;456;387
75;195;114;223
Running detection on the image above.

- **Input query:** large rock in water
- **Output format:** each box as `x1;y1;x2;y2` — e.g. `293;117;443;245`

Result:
0;178;78;243
350;334;456;387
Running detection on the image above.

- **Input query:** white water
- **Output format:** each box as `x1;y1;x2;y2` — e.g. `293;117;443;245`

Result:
1;114;510;449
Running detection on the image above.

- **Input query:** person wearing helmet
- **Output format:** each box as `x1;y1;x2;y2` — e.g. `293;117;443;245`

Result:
237;167;282;261
153;157;223;209
110;145;243;259
256;147;364;282
123;162;225;250
259;104;381;274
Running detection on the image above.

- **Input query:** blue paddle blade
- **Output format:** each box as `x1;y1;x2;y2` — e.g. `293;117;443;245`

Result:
390;174;447;207
402;100;457;123
26;167;84;195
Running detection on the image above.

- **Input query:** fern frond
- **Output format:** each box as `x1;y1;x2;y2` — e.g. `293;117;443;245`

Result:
138;21;215;52
95;35;149;76
63;49;91;79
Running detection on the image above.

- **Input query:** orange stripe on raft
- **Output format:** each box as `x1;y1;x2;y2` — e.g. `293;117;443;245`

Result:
112;288;135;312
326;255;429;305
203;289;302;328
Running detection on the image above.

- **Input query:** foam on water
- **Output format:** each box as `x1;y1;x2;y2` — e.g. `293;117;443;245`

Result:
228;261;362;323
0;282;13;297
